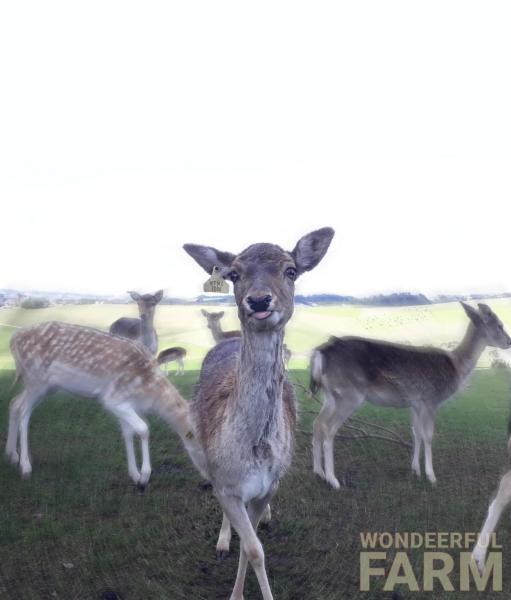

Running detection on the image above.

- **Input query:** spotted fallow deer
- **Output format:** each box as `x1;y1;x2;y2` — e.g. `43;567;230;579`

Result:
110;290;163;355
184;227;334;600
157;346;187;375
311;302;511;489
5;322;206;487
472;392;511;573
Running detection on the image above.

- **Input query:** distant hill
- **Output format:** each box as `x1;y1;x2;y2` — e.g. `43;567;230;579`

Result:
1;289;509;308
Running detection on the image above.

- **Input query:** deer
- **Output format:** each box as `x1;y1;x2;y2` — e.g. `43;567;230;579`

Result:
5;321;206;488
157;346;187;375
472;390;511;573
109;290;163;355
310;302;511;489
184;226;334;600
201;309;241;343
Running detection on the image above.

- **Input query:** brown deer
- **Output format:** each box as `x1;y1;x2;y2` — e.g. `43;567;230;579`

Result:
5;322;206;487
201;309;241;343
184;227;334;600
310;302;511;489
110;290;163;355
157;346;187;375
472;390;511;573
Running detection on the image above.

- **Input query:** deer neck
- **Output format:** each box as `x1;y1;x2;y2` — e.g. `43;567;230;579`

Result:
140;310;157;352
210;320;224;343
231;326;285;446
452;322;487;382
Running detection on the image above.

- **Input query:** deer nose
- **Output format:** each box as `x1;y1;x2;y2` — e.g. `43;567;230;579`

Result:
246;294;272;313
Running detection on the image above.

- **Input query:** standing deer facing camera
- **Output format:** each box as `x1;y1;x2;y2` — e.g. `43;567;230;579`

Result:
310;302;511;489
110;290;163;355
184;227;334;600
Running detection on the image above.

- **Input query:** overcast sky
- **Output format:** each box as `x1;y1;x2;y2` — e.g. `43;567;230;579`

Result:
1;1;510;298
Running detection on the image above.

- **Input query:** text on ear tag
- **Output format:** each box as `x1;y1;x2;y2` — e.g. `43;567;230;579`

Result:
203;266;229;293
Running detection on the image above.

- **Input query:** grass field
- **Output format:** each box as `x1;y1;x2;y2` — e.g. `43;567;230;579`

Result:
1;301;511;599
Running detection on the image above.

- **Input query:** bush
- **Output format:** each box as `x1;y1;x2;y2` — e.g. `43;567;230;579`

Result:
21;297;50;309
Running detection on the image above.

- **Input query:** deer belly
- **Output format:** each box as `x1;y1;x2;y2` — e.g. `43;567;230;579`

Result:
48;362;107;398
367;386;410;408
241;468;278;503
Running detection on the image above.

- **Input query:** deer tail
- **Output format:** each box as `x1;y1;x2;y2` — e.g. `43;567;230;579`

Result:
309;349;323;396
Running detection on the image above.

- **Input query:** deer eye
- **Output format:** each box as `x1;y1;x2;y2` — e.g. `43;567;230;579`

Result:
228;271;239;283
285;267;297;281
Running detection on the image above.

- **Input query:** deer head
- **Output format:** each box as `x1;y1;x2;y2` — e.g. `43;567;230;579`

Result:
200;309;225;329
128;290;164;318
185;228;334;332
461;302;511;349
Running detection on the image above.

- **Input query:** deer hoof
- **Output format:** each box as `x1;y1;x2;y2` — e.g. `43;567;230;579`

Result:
216;549;230;561
6;450;19;465
326;476;341;490
21;466;32;480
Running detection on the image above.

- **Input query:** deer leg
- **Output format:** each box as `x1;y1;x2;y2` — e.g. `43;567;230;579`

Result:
219;493;274;600
410;408;423;477
323;392;363;490
119;422;141;485
6;390;27;465
312;389;337;480
261;503;271;524
216;512;232;559
110;403;151;488
472;470;511;573
216;502;270;558
18;388;45;478
420;408;436;484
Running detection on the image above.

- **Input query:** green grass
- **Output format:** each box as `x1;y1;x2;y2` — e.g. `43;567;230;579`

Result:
1;368;511;599
1;298;510;370
1;301;511;598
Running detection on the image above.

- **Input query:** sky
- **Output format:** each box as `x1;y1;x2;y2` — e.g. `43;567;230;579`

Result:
1;1;510;299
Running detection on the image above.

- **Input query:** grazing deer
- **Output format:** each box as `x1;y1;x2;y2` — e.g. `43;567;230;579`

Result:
184;227;334;600
310;302;511;489
157;346;187;376
201;309;241;343
5;321;206;487
110;290;163;355
472;390;511;573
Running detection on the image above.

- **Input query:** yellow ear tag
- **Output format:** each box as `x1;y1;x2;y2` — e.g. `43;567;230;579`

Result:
203;266;229;293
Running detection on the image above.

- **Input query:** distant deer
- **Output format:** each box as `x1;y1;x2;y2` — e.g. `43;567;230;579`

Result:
157;346;187;375
184;227;334;600
200;309;241;343
472;389;511;573
5;322;206;488
110;290;163;355
310;302;511;489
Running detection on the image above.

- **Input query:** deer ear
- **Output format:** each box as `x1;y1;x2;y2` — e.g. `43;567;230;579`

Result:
477;303;493;318
128;291;141;301
461;302;483;326
183;244;236;275
201;309;209;317
154;290;164;303
218;311;225;318
292;227;335;275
